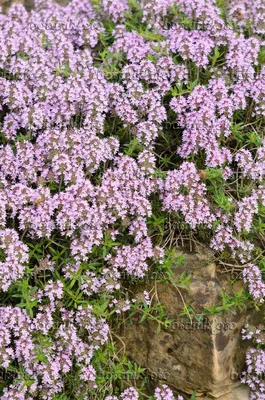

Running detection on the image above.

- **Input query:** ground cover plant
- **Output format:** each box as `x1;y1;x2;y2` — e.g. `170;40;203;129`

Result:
0;0;265;398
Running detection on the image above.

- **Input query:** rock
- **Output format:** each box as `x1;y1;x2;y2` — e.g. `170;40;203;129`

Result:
0;0;33;12
200;385;250;399
0;0;68;12
118;247;261;398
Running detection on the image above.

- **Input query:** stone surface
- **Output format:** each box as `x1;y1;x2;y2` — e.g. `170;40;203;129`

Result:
0;0;69;12
200;385;250;399
0;0;34;12
118;247;261;398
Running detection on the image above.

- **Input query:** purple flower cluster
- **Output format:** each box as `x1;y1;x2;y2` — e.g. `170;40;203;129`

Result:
161;162;215;228
154;385;179;400
242;264;265;302
228;0;265;34
0;229;28;291
106;387;139;400
106;385;184;400
0;300;109;398
236;141;265;181
241;324;265;400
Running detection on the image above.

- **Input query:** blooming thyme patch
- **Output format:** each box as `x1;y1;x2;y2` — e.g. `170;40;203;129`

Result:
0;0;265;399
